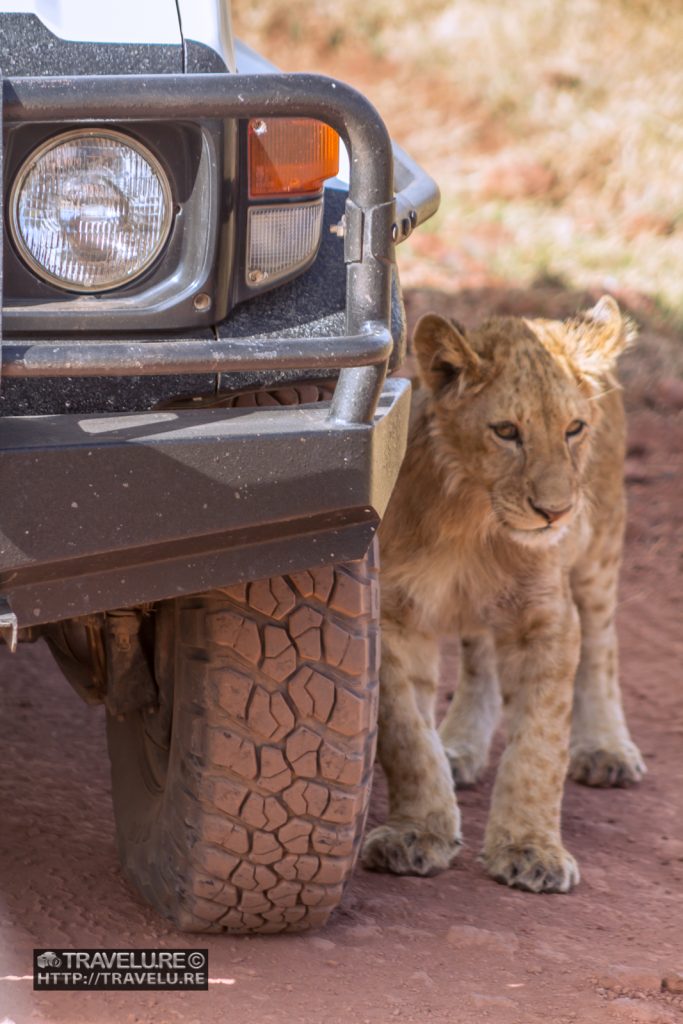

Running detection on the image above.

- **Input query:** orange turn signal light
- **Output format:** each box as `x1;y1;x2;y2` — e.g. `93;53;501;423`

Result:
248;118;340;198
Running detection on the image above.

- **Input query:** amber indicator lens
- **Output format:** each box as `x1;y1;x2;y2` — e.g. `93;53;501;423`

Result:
248;118;340;198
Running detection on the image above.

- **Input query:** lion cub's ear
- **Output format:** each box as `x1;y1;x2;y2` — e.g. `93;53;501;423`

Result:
566;295;635;378
413;313;481;396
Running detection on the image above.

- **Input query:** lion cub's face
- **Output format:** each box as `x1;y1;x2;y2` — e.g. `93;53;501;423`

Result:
414;297;630;548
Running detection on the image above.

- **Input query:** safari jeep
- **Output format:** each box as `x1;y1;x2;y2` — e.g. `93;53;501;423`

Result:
0;1;439;931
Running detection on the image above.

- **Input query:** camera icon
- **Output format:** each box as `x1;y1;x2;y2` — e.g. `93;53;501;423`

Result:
36;951;61;969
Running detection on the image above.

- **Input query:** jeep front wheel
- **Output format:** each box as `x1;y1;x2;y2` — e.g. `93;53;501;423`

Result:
106;545;379;933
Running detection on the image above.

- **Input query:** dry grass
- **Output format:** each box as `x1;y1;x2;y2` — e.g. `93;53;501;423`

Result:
233;0;683;326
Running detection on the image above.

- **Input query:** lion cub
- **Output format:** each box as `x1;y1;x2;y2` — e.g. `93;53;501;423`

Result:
362;297;645;893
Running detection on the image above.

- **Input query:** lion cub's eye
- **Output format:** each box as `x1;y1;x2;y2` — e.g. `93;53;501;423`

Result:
566;419;586;438
491;422;521;442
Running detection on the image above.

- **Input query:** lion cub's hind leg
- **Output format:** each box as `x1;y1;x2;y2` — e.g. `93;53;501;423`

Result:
569;531;646;787
439;632;502;787
361;621;462;876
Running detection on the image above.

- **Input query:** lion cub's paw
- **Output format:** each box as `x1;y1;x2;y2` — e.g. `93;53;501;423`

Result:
442;744;487;788
569;742;646;788
482;841;579;893
362;824;461;876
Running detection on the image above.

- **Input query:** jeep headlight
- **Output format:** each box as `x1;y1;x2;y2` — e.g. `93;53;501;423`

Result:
9;129;173;293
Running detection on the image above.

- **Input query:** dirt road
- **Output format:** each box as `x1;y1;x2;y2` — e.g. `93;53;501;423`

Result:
1;289;682;1024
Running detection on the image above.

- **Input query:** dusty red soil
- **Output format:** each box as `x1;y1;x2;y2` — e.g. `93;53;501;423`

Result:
1;287;682;1024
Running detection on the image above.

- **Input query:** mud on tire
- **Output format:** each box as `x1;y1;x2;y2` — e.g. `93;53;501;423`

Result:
106;544;379;933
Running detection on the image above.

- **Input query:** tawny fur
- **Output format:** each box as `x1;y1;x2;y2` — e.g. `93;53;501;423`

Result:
362;296;645;893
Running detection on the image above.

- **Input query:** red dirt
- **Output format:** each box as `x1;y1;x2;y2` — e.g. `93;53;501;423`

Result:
0;287;681;1024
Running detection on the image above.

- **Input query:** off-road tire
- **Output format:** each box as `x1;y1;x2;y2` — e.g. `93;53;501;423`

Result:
106;544;379;933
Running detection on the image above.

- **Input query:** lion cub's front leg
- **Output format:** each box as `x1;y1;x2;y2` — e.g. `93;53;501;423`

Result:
361;619;462;876
483;596;581;893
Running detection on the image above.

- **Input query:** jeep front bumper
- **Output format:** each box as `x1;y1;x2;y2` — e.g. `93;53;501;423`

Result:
0;379;410;627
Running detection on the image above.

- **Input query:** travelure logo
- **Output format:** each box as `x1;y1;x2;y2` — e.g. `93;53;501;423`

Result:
33;949;208;991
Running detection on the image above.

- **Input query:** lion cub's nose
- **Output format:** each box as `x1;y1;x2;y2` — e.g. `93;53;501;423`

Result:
528;499;573;525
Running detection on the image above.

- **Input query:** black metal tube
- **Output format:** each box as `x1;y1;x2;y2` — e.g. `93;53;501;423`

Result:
2;72;398;423
1;328;392;378
3;73;393;212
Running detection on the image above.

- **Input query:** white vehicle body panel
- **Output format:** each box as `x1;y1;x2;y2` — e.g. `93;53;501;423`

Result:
0;0;181;44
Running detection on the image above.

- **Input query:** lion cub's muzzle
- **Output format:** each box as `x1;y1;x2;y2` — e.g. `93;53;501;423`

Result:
502;497;577;546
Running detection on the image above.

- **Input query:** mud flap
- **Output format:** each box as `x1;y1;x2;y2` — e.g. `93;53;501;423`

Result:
104;610;158;716
0;597;18;652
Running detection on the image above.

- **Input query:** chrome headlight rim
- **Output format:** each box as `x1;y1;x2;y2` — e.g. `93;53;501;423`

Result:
8;127;174;295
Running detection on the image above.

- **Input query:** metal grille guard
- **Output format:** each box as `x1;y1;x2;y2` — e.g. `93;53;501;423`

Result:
0;72;439;424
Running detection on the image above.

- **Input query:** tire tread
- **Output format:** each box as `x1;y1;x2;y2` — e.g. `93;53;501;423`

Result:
112;543;378;933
